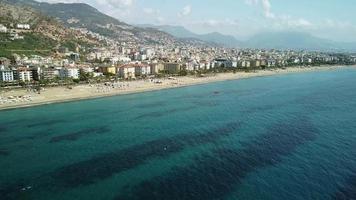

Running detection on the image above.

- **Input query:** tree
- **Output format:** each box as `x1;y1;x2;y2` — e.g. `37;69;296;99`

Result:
104;72;115;80
10;55;17;65
19;81;26;87
178;70;188;76
79;69;90;81
39;79;50;86
73;79;80;84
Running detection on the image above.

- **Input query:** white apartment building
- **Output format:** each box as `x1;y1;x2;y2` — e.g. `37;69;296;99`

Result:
60;68;80;79
0;66;14;82
118;65;136;79
16;24;30;30
0;24;7;33
135;64;151;76
17;69;33;82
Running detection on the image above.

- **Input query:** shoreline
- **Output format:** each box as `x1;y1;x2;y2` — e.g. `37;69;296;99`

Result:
0;65;355;111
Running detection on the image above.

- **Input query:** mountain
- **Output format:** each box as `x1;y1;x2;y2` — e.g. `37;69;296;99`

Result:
3;0;354;51
199;32;241;48
143;25;197;39
0;1;99;57
2;0;183;45
143;24;356;51
140;25;242;48
243;31;356;52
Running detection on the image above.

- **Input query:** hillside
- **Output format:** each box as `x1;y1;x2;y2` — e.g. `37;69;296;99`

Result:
0;32;57;57
4;0;353;51
0;1;99;58
3;0;185;46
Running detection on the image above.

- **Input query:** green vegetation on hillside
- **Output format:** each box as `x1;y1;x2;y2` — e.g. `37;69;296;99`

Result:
0;32;56;58
61;40;95;55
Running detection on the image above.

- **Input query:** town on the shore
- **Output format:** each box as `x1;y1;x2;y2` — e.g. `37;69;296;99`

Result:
1;22;356;88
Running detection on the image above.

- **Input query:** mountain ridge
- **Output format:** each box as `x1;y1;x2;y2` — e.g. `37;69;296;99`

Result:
139;24;242;47
2;0;187;46
140;24;356;51
2;0;356;51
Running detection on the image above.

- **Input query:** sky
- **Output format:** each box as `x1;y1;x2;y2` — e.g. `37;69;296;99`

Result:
37;0;356;42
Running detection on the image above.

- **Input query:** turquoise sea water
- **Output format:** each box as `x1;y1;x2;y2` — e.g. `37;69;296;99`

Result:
1;68;356;200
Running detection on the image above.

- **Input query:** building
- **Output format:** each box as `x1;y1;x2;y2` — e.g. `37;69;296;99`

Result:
0;24;7;33
260;60;267;68
17;67;33;82
144;48;155;59
232;61;238;68
9;30;24;40
250;60;261;68
164;62;182;74
239;60;251;68
98;66;116;75
16;24;30;30
60;68;80;79
134;64;151;77
199;61;211;70
93;72;103;77
31;66;41;81
186;60;199;71
70;53;80;61
213;58;232;68
118;65;136;79
42;67;59;80
80;66;94;73
117;63;148;78
0;57;10;66
138;54;147;61
150;63;164;74
0;65;14;82
267;59;276;67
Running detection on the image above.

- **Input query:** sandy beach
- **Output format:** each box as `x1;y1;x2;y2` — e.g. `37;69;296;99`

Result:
0;65;354;111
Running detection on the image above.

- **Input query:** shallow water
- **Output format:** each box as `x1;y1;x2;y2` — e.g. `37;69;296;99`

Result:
0;68;356;200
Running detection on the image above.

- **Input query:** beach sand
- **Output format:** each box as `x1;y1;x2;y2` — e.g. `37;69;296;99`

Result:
0;66;353;111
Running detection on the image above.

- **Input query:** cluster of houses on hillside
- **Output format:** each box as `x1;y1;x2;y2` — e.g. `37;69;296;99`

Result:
0;23;31;40
0;24;7;33
0;23;31;33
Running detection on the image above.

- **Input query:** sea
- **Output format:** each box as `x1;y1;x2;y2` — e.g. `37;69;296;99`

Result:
0;67;356;200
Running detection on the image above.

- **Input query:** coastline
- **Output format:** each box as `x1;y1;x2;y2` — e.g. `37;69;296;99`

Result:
0;65;354;111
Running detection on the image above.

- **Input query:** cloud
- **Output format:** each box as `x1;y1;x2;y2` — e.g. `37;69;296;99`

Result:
203;19;239;27
178;5;192;17
143;8;160;15
95;0;135;9
246;0;313;28
261;0;274;18
294;18;312;27
312;19;356;42
156;16;165;23
182;18;241;36
245;0;275;19
142;7;163;24
36;0;82;2
245;0;258;6
39;0;136;7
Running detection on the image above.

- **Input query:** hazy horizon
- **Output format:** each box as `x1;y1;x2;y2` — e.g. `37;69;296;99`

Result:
35;0;356;43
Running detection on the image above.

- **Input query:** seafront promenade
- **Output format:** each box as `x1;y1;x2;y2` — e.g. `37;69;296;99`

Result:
0;66;353;110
